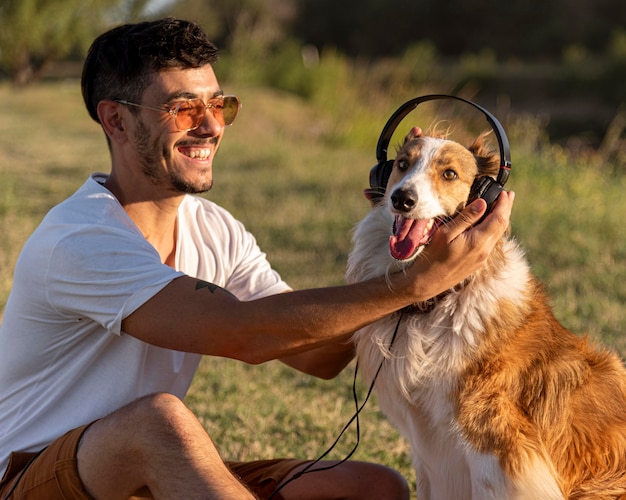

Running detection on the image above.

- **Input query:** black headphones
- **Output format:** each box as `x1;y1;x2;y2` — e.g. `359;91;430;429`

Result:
366;94;511;216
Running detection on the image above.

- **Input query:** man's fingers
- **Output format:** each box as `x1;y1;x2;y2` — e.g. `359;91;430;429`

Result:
478;191;515;234
450;191;514;238
442;198;488;241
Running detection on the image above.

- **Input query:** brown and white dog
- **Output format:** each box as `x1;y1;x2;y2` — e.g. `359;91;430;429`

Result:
346;127;626;499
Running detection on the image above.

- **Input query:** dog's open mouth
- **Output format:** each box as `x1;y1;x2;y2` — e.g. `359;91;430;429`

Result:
390;216;443;261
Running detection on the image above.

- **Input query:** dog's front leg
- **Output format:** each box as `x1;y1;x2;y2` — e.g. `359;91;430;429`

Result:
466;452;564;500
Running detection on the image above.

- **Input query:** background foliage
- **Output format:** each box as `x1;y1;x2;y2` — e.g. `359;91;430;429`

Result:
0;0;153;84
1;0;625;147
169;0;626;146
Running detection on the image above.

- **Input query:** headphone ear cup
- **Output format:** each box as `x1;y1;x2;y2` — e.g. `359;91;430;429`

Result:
469;176;504;217
366;160;395;203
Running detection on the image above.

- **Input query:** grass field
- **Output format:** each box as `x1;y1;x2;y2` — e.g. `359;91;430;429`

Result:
1;81;625;494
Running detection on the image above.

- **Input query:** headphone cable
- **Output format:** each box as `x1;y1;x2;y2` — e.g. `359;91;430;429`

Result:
268;311;403;499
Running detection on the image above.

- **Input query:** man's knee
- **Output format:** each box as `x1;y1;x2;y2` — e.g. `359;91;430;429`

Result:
77;393;215;498
124;393;203;441
79;393;204;460
131;393;194;421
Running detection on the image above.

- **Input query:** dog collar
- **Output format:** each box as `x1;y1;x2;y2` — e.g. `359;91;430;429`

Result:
401;278;471;315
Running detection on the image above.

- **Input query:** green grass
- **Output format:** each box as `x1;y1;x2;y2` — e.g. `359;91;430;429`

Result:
0;81;625;494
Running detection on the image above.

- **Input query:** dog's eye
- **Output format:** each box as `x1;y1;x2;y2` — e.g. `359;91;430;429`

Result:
442;170;457;180
397;159;410;171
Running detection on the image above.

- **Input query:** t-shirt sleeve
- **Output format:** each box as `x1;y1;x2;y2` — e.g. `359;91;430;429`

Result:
226;230;291;300
180;198;291;301
44;224;184;335
215;210;290;300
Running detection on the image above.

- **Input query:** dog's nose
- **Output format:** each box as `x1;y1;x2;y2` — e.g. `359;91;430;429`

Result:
391;188;416;213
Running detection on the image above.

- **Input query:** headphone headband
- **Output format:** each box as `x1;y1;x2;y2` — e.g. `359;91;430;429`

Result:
376;94;511;186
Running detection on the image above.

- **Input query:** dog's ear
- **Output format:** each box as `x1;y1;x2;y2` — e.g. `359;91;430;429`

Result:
469;131;500;177
404;126;423;143
468;131;492;156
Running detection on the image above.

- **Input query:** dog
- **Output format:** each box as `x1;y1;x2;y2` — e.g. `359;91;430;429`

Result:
346;126;626;499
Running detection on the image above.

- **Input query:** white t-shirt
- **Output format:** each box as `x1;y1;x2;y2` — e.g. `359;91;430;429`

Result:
0;174;290;474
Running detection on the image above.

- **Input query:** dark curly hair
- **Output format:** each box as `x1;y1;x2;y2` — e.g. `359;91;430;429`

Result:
81;18;220;123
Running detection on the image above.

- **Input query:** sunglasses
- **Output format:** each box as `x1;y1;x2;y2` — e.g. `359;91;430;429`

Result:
116;95;241;131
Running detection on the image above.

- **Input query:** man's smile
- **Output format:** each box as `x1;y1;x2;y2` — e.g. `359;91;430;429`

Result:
178;146;212;160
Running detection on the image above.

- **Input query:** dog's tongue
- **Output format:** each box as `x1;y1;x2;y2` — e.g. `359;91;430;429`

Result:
390;216;432;260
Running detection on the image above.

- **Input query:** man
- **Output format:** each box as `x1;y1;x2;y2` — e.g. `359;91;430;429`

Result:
0;18;514;500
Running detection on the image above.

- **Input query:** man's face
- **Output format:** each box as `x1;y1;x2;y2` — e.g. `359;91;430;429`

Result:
129;65;226;194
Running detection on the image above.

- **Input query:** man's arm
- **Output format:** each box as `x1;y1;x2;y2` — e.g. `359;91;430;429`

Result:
121;192;514;370
279;339;356;380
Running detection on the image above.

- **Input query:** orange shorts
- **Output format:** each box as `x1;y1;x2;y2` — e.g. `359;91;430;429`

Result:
0;425;308;500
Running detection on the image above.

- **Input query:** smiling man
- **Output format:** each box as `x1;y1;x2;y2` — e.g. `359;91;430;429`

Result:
0;18;513;500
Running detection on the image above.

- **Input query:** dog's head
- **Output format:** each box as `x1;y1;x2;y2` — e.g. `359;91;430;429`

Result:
385;127;500;261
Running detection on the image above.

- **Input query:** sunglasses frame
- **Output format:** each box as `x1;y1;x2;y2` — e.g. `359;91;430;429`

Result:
115;95;241;131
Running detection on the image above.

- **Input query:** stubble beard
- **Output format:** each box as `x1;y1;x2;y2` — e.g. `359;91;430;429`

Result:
134;120;214;194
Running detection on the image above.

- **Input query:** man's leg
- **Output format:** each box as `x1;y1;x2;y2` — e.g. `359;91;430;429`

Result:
229;458;410;500
275;460;410;500
77;393;255;499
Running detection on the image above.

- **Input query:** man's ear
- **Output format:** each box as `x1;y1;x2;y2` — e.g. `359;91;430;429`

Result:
97;100;129;143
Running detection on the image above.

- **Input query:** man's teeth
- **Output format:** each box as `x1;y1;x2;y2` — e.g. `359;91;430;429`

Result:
186;149;211;159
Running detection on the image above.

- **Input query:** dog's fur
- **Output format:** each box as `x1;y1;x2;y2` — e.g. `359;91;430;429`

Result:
346;127;626;499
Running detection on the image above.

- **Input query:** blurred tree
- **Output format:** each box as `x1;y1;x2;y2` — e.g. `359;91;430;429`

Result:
166;0;298;83
167;0;297;51
0;0;152;85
